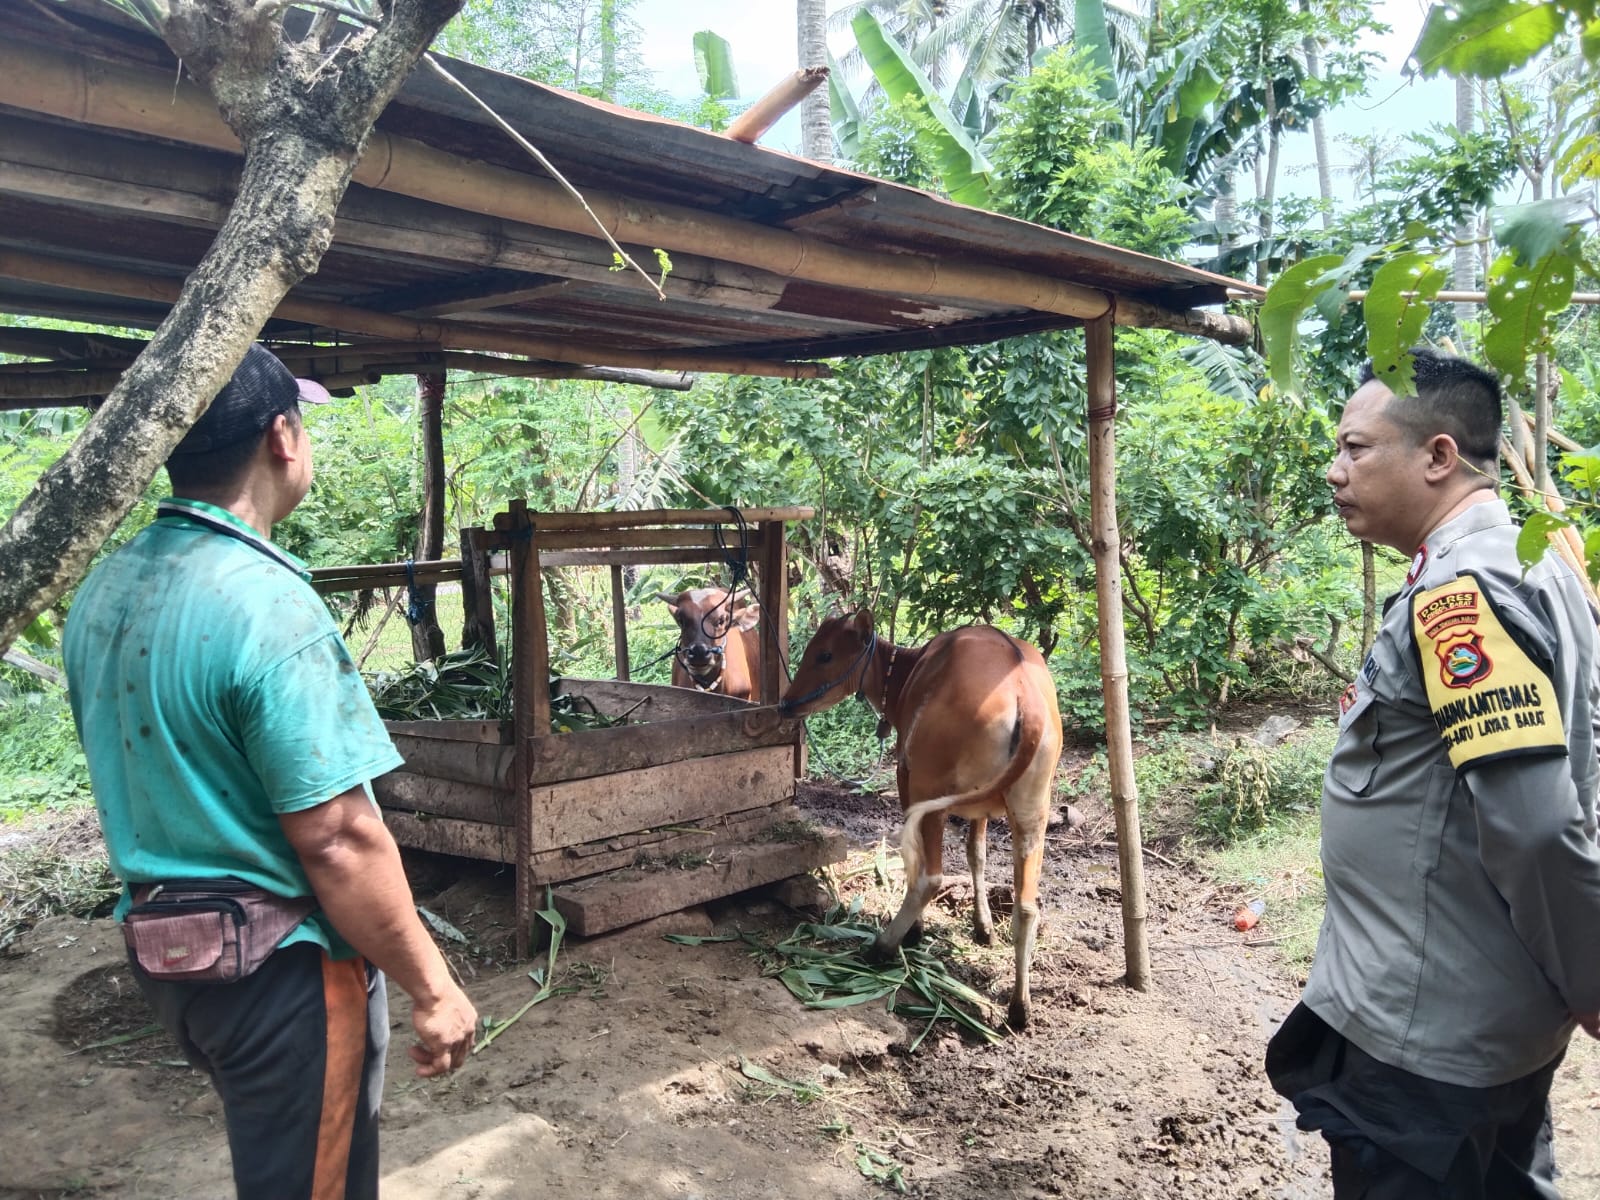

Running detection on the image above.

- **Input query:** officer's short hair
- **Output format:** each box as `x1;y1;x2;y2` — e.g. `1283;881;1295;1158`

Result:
1359;348;1502;471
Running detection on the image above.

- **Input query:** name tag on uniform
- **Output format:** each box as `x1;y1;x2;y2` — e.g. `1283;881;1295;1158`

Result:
1411;574;1565;768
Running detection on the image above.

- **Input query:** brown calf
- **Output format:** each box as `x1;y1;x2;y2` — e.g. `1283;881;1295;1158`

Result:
656;587;763;703
779;609;1063;1028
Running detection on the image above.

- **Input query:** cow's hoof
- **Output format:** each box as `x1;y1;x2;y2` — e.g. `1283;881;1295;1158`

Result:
904;920;925;948
1006;997;1030;1031
866;935;898;964
972;922;994;946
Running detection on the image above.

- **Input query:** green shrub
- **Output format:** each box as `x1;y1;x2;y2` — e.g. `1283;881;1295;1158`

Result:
0;686;91;817
1193;723;1336;843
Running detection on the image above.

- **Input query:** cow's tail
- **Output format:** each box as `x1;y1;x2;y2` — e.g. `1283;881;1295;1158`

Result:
896;673;1047;884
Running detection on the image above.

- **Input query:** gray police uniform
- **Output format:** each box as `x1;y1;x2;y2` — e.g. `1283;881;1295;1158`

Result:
1308;497;1600;1088
1269;498;1600;1193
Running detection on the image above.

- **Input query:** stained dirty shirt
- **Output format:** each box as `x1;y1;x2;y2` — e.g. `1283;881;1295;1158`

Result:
63;498;403;956
1305;497;1600;1087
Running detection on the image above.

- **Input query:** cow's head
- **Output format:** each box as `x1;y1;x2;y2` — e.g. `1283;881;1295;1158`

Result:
779;609;875;718
657;587;759;685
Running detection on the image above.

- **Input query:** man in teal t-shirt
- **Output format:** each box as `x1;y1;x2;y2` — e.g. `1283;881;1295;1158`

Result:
64;344;476;1200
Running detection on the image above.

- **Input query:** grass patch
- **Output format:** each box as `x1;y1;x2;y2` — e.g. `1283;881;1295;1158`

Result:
1203;813;1325;971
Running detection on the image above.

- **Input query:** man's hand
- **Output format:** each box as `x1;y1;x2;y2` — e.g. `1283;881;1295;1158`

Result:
1576;1011;1600;1040
409;982;478;1077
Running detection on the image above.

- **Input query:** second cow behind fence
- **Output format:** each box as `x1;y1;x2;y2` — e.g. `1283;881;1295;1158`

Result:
656;587;764;703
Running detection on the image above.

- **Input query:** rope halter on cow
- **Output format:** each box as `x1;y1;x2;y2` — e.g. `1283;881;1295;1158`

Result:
783;627;880;711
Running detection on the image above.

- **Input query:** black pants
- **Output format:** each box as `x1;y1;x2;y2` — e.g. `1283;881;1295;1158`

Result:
1267;1003;1563;1199
130;941;389;1200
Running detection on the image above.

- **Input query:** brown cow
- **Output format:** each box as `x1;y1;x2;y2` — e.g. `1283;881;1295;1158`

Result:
656;587;763;703
779;609;1063;1029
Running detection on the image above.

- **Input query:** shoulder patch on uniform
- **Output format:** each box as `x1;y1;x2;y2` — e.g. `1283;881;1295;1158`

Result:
1411;574;1565;769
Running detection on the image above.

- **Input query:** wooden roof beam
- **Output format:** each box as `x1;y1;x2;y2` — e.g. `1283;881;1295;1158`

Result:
0;40;1253;345
0;249;830;379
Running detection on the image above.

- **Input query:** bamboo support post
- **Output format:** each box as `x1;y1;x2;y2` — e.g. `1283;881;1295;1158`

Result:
1085;315;1151;992
0;42;1256;346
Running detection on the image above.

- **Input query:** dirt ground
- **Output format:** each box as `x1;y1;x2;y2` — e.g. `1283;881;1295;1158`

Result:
3;767;1598;1200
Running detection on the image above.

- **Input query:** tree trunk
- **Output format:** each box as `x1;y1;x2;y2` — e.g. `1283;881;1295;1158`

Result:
411;370;448;662
797;0;832;162
0;0;464;652
600;0;618;103
1257;75;1281;287
1453;78;1477;333
1302;29;1333;231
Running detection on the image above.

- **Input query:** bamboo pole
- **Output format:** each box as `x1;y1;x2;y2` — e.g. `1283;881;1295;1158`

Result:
0;41;1255;344
757;519;788;705
726;68;828;144
1084;315;1151;992
0;249;827;380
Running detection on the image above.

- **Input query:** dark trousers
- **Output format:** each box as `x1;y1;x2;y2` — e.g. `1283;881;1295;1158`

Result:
1267;1003;1563;1199
131;941;389;1200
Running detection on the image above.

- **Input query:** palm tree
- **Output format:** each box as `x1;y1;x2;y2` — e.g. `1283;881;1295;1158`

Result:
798;0;833;160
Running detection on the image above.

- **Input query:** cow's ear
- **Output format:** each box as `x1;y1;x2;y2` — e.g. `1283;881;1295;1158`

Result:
850;609;874;637
733;603;760;631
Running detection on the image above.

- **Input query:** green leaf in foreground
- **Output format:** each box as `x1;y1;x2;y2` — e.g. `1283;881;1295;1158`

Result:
1515;511;1571;579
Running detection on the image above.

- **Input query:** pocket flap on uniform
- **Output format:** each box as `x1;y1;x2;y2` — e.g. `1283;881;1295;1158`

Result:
1327;689;1380;796
125;911;228;976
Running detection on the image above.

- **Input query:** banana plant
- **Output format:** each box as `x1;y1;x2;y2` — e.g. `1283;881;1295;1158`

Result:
849;9;992;208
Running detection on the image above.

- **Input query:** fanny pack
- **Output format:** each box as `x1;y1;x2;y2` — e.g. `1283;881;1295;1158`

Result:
122;878;317;984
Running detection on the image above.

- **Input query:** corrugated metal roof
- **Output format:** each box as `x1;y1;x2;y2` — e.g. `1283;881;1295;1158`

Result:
0;0;1258;382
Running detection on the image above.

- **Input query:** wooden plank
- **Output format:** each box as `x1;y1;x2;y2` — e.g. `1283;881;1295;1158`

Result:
382;718;506;743
526;803;800;884
388;734;513;789
556;676;752;720
373;771;514;824
384;811;515;863
529;744;796;851
551;828;847;936
534;528;769;551
526;704;799;785
538;548;727;568
532;507;815;531
540;706;785;778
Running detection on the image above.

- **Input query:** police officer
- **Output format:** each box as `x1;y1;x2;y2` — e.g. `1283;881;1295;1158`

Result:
1266;348;1600;1198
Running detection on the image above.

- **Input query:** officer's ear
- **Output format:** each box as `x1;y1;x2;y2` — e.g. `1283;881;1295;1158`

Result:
1423;433;1460;482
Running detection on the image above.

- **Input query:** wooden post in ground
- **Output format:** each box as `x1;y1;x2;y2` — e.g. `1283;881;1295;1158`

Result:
610;563;630;680
756;519;788;707
504;500;551;959
458;526;497;660
1084;315;1151;992
410;371;448;661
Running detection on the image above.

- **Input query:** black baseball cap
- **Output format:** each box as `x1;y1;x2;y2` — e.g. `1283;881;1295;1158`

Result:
170;344;332;456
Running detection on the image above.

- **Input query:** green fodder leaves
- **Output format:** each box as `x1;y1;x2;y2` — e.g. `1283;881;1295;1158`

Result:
665;898;1004;1046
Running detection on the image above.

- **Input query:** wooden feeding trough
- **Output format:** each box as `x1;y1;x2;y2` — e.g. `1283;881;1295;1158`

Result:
310;502;844;954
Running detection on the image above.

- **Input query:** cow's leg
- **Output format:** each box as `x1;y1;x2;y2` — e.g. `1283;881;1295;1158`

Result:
1006;817;1046;1030
873;808;945;958
966;817;993;945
